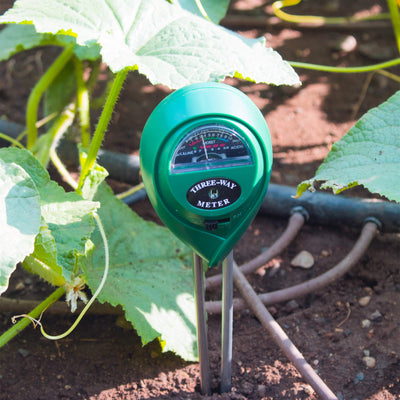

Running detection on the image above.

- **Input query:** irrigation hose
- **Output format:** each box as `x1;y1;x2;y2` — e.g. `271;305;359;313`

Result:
206;211;306;290
206;220;379;314
1;123;399;233
233;262;338;400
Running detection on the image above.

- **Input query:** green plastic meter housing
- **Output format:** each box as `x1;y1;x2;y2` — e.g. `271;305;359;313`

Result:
140;82;272;267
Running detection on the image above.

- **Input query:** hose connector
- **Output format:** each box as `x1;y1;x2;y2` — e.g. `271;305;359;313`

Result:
290;206;310;222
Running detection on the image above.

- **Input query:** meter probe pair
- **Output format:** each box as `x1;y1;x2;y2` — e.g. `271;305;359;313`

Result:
140;82;272;394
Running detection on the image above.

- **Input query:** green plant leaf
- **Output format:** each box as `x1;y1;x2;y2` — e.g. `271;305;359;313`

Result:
172;0;230;23
0;148;100;281
22;223;65;286
0;23;100;62
82;184;197;361
78;146;109;201
0;158;41;294
0;0;299;88
296;90;400;202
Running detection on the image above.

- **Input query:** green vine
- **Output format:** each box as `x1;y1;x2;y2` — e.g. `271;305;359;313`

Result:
77;69;128;193
0;287;65;348
74;58;91;149
387;0;400;53
272;0;391;25
289;58;400;74
0;132;24;148
26;45;74;149
33;103;76;167
273;0;400;82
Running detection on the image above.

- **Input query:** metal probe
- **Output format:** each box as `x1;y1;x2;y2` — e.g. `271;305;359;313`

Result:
220;251;234;393
193;253;212;395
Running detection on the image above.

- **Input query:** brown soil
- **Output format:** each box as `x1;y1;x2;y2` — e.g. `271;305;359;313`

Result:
1;1;400;399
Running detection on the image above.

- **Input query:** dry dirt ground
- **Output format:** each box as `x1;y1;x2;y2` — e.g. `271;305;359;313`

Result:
0;1;400;399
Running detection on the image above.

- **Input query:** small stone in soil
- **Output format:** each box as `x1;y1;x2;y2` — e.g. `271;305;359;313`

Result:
330;35;357;53
320;249;330;257
361;319;371;329
290;250;314;269
362;356;376;368
358;296;371;307
354;372;364;384
17;348;30;358
15;281;25;291
369;310;382;321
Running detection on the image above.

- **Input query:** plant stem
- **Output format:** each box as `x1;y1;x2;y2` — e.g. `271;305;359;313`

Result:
33;103;76;167
0;132;25;148
195;0;212;21
0;287;65;348
116;182;144;200
387;0;400;54
289;58;400;73
377;68;400;83
74;58;91;148
26;45;74;149
272;0;390;25
77;69;128;193
50;148;78;189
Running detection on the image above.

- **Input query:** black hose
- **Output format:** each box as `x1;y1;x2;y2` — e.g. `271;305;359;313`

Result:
261;184;398;233
1;120;399;232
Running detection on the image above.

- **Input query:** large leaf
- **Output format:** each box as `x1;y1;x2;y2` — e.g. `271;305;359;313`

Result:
0;23;100;62
0;0;299;89
82;184;197;361
172;0;230;23
297;90;400;202
0;148;99;281
0;158;41;294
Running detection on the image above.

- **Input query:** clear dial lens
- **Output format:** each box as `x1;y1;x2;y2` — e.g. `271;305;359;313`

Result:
171;124;252;173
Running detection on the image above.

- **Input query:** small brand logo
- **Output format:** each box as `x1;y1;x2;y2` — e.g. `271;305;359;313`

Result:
187;178;241;209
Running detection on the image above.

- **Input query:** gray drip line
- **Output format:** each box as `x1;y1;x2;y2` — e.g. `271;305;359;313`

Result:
233;262;338;400
206;220;379;314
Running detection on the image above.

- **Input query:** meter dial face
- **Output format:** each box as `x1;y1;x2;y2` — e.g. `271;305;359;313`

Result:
171;124;253;173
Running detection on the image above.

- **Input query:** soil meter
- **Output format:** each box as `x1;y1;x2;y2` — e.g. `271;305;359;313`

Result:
140;82;272;394
140;82;272;267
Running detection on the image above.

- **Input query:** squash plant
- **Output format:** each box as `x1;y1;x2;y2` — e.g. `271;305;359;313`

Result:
0;0;299;361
